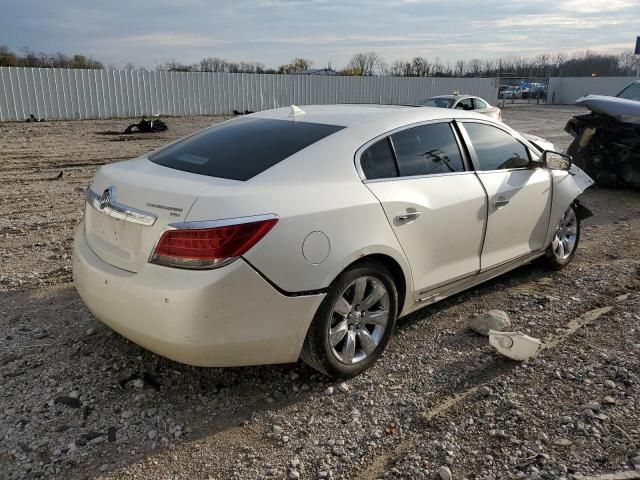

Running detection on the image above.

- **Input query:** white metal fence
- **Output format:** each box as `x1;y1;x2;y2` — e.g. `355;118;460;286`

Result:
547;76;640;105
0;67;498;121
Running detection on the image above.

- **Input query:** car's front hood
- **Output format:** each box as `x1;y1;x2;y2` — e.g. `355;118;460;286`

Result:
521;133;555;153
574;95;640;124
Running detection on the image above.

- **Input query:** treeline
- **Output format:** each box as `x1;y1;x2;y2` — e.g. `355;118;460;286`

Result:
1;44;638;77
157;50;640;77
0;46;103;69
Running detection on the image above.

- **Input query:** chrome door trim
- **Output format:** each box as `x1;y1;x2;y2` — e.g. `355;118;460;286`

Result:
87;187;157;226
412;250;545;306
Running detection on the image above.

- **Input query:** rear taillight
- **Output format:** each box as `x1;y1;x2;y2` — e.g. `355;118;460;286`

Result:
150;218;278;269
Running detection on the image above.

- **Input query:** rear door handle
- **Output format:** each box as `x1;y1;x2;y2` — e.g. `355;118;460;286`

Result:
395;211;422;222
494;198;509;208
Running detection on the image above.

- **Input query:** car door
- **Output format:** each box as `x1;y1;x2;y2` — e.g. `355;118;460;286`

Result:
458;120;552;270
359;121;487;300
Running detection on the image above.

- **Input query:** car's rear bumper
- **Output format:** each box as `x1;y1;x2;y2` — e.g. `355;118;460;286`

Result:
72;222;325;367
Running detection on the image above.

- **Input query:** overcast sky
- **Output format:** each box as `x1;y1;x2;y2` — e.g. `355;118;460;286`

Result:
1;0;638;69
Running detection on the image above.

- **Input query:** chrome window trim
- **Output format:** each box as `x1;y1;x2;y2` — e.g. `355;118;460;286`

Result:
86;187;157;226
167;213;279;230
355;118;471;182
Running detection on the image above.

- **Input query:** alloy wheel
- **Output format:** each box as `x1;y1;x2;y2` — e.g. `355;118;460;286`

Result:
552;206;578;260
328;276;390;365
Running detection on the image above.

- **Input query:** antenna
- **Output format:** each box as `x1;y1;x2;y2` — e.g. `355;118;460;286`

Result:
289;105;305;117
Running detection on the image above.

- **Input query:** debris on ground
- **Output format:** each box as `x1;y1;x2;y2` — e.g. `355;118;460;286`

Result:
123;117;168;134
470;309;511;336
489;330;542;361
25;113;45;122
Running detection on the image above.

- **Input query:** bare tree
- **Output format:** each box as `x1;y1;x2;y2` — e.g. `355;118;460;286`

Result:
454;60;465;77
277;57;313;74
346;51;381;76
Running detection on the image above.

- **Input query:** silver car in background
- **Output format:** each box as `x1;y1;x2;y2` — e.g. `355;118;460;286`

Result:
419;94;502;121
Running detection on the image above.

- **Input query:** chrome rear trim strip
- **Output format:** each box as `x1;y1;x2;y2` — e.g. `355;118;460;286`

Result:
87;187;157;226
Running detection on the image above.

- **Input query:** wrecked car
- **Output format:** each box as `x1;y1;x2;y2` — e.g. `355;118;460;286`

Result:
565;80;640;188
74;105;592;379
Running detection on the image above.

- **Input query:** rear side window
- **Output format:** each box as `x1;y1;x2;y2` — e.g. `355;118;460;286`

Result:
473;98;488;109
361;138;398;179
390;123;465;176
150;118;344;181
464;122;530;170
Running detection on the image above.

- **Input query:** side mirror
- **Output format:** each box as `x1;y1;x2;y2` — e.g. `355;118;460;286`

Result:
542;150;572;171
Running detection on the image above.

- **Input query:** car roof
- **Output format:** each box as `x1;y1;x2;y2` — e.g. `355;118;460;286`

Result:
248;103;493;129
428;94;472;100
250;104;416;127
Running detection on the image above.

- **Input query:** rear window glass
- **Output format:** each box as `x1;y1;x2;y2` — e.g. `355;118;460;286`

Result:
149;118;344;181
361;138;398;179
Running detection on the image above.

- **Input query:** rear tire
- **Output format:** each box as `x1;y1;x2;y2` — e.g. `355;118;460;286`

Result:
545;204;581;270
301;260;398;379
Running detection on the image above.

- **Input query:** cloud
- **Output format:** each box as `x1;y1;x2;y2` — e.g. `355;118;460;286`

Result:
122;33;220;48
1;0;639;69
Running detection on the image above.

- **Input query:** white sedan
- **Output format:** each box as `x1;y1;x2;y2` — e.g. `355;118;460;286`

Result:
419;95;502;121
73;104;593;378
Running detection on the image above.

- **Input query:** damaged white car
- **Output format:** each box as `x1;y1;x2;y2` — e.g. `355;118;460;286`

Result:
73;105;593;378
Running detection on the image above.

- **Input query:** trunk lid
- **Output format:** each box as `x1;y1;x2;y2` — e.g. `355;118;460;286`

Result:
84;157;240;272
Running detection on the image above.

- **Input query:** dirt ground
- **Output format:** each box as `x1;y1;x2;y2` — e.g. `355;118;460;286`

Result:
1;105;639;480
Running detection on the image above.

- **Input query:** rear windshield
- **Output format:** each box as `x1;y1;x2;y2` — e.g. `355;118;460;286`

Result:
149;117;344;181
419;98;455;108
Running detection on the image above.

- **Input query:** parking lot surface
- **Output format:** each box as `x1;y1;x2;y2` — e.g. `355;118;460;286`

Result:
1;105;639;479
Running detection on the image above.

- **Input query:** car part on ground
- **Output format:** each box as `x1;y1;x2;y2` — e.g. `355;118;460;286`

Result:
124;118;168;134
488;330;542;361
565;81;640;189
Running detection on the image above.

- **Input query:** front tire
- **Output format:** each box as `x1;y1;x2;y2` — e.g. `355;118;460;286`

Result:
545;204;581;269
301;260;398;379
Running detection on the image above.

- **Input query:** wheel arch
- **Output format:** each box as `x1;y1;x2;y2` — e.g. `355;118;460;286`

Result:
329;252;412;317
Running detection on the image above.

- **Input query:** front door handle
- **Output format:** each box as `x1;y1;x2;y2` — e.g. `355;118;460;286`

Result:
494;198;510;208
395;211;422;222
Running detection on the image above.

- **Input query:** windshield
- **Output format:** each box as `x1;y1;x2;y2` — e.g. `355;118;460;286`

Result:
419;98;455;108
617;82;640;102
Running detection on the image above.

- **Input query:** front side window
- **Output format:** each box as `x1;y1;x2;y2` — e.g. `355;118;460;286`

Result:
455;98;474;111
390;123;465;176
150;118;344;181
360;138;398;179
464;122;530;171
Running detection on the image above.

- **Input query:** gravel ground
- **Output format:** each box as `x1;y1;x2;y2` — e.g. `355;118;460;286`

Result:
1;105;640;480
